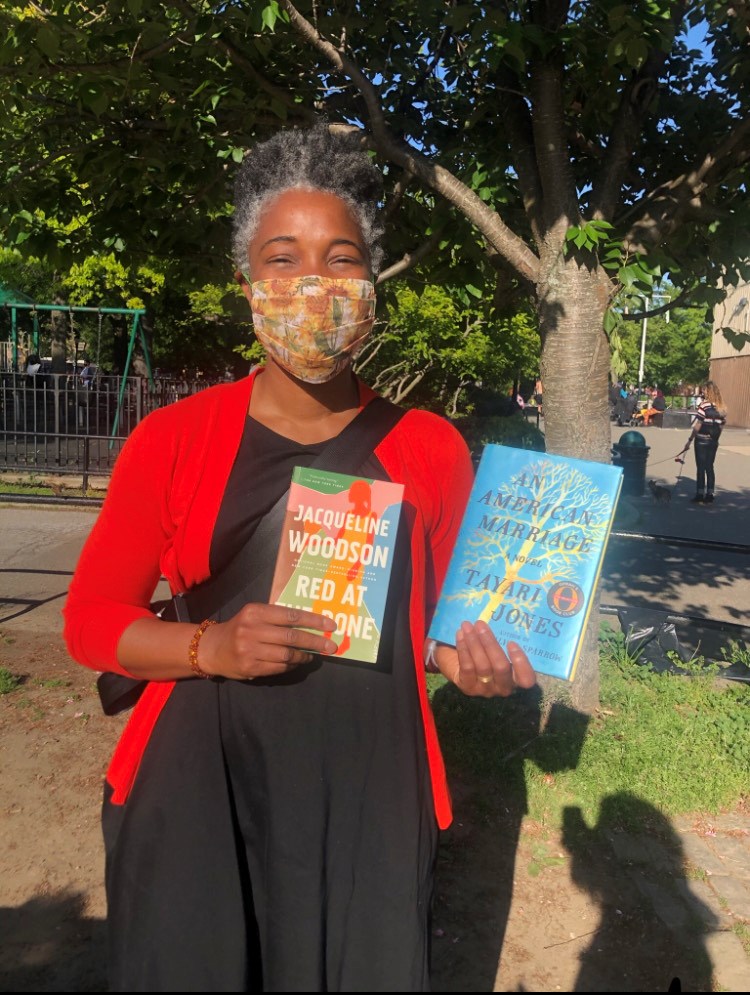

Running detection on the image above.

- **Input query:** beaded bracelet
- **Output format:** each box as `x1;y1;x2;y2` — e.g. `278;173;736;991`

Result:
188;618;217;679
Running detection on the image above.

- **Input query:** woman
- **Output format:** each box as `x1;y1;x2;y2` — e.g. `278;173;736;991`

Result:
686;380;726;503
63;124;535;993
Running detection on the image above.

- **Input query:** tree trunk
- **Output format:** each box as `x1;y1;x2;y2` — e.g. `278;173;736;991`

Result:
536;251;612;713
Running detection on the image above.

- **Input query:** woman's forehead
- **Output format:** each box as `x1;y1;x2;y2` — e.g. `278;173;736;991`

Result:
255;188;362;235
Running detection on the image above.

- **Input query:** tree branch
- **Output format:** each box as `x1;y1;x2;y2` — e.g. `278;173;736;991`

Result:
591;1;687;221
621;288;696;319
376;228;444;284
382;173;411;223
528;4;579;232
279;0;540;285
622;115;750;252
214;38;318;121
493;69;545;246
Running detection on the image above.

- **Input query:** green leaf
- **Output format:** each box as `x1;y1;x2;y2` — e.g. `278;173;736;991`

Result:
583;224;601;244
262;2;280;32
36;27;60;61
81;84;109;117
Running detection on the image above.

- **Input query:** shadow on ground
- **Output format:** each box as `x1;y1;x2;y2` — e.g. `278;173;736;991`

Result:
430;689;719;993
602;484;750;640
562;793;715;993
0;892;106;993
430;685;589;992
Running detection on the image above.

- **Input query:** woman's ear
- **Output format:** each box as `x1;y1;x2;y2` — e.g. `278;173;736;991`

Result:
235;269;253;306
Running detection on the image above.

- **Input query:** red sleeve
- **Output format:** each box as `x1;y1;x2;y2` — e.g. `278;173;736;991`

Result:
62;413;175;675
421;421;475;621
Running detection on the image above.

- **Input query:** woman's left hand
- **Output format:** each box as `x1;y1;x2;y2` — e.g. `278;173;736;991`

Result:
433;621;537;697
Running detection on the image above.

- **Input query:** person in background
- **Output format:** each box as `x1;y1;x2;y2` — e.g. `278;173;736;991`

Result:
640;387;666;426
63;122;536;993
80;361;97;389
685;381;726;504
25;353;42;376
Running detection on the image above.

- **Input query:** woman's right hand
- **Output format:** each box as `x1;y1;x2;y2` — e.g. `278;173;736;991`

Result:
198;604;339;681
116;606;339;683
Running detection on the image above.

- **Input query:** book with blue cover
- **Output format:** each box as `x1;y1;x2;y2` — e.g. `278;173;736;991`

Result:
270;466;404;664
429;445;623;681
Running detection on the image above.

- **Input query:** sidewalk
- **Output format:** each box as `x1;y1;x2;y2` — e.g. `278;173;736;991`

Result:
597;424;750;667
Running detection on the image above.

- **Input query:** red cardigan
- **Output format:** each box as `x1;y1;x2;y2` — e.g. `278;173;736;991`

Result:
63;370;474;829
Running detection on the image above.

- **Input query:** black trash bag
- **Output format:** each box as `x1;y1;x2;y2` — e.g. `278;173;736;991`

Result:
617;607;692;675
616;606;750;682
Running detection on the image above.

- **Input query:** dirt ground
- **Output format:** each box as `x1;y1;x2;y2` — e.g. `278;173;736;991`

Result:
0;630;725;993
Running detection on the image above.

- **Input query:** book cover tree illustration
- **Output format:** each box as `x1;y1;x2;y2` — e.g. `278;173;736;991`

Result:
270;467;404;664
430;446;623;681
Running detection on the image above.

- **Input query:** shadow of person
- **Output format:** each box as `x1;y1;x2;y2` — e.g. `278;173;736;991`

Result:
0;891;107;992
430;684;590;992
562;794;716;992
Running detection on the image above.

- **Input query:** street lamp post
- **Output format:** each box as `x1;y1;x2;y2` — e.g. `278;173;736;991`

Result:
637;291;669;398
638;307;647;395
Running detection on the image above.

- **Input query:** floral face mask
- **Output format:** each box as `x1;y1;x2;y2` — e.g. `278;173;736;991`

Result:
249;275;376;384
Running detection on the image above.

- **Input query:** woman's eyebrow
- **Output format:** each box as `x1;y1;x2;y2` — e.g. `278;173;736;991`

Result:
329;238;365;253
257;236;365;253
258;235;296;252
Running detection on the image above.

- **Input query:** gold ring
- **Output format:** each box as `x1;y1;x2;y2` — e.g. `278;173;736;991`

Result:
479;675;492;684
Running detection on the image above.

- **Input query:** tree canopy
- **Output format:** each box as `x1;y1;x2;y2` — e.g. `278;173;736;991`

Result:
618;304;712;389
4;3;748;305
4;0;750;705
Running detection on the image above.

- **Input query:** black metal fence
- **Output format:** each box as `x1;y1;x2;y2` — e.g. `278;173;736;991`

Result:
0;372;224;475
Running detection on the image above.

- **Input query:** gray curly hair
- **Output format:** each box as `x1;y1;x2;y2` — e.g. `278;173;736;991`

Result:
232;123;384;276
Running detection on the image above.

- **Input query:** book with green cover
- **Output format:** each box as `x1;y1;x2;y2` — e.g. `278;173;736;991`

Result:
429;445;623;681
269;466;404;664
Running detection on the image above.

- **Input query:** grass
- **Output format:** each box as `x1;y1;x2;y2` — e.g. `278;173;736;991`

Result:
0;666;23;694
33;677;72;689
0;480;104;499
429;626;749;833
733;921;750;958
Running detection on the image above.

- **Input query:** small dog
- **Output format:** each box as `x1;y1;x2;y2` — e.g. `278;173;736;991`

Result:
648;479;672;504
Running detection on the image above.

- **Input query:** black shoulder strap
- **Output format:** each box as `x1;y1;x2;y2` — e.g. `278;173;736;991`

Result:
169;396;404;623
97;396;405;715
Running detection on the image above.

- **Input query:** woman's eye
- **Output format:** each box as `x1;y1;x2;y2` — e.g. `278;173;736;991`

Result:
330;255;363;266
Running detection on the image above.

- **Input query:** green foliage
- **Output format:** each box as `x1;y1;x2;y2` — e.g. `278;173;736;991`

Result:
454;413;545;462
617;302;712;388
564;220;615;254
0;248;251;375
429;626;749;832
352;281;540;417
2;1;746;309
0;666;22;694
